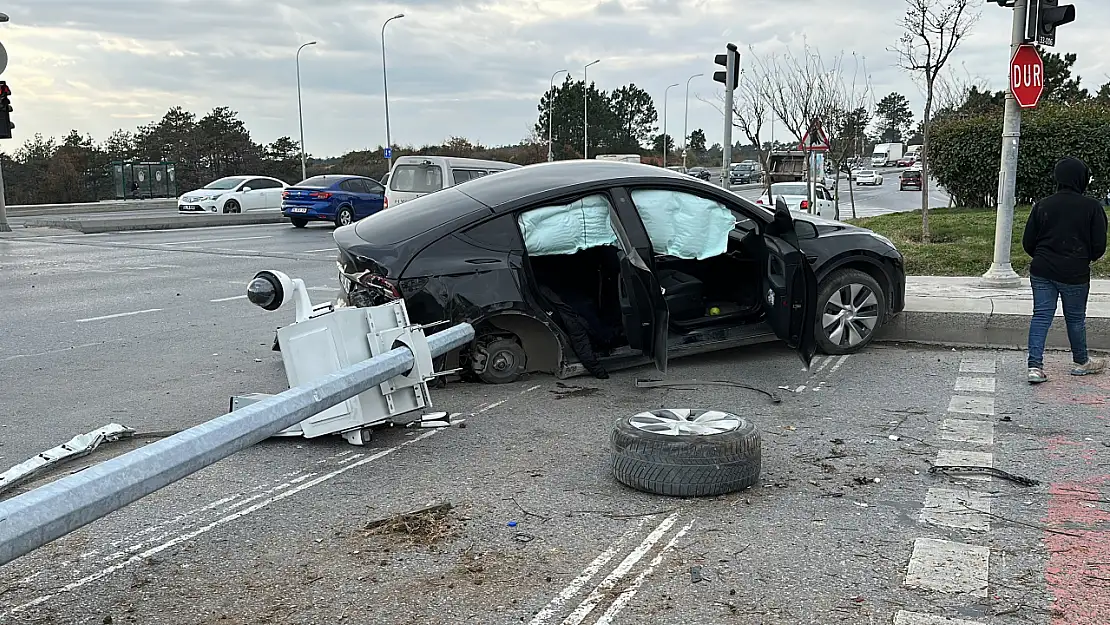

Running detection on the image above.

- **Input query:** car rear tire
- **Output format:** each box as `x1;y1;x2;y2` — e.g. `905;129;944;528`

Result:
224;200;241;214
468;336;527;384
816;268;886;356
290;218;308;228
335;206;354;228
609;409;761;497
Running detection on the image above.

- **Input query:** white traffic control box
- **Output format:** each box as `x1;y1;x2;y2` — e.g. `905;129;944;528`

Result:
234;270;447;446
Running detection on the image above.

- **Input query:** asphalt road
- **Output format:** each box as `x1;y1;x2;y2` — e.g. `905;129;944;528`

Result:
0;224;1101;624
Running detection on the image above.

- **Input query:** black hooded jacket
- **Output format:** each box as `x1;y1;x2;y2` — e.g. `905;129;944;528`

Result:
1022;157;1108;284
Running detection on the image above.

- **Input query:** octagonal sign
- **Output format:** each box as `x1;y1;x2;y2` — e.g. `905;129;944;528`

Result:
1010;44;1044;109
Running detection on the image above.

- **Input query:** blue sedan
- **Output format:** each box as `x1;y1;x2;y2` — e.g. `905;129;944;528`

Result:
281;175;386;228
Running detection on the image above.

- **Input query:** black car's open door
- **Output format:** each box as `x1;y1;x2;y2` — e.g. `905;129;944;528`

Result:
763;199;818;369
617;247;669;374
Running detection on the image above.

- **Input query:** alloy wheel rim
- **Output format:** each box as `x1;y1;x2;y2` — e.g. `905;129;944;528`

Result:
821;283;879;347
340;211;352;225
628;409;742;436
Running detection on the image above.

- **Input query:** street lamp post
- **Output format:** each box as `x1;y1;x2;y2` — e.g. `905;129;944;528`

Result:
662;83;679;168
381;13;404;171
583;59;600;159
682;73;703;170
547;69;568;162
295;41;317;182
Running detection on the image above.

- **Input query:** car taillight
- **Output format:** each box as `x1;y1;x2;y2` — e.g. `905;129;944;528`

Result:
309;191;331;199
800;200;809;210
383;196;388;209
282;190;289;199
756;199;764;204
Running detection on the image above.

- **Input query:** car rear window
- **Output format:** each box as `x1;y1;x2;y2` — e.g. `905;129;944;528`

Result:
773;184;807;196
353;187;488;245
295;176;337;188
390;164;444;193
902;170;921;178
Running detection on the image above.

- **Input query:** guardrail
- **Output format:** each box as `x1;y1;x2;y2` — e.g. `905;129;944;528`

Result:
0;323;474;567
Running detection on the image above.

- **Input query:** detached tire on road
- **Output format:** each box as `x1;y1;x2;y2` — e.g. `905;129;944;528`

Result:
610;409;761;497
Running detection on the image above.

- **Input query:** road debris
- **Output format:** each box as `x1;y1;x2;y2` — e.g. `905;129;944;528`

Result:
362;502;456;544
0;423;135;496
929;465;1040;486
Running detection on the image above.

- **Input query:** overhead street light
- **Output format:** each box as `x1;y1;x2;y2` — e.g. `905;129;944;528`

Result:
662;83;679;168
382;13;404;171
547;68;568;162
295;41;317;182
682;73;703;170
583;59;600;159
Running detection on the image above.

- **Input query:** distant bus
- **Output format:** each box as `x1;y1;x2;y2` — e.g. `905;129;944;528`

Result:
594;154;642;164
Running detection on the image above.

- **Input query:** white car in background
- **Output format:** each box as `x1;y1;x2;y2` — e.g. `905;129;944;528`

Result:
178;175;289;214
755;182;836;219
854;170;883;186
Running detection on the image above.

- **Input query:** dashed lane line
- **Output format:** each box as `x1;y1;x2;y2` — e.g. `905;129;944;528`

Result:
947;395;995;416
954;376;996;393
938;419;995;445
904;538;990;597
74;308;162;323
920;488;992;532
894;610;984;625
933;449;994;482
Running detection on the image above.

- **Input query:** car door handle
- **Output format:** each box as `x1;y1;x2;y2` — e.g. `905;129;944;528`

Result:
465;258;499;265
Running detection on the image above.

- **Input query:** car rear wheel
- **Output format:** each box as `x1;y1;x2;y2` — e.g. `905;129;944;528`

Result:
224;200;241;214
335;206;354;227
290;218;308;228
815;269;885;355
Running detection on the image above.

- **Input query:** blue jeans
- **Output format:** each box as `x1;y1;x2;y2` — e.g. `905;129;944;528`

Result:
1028;276;1090;368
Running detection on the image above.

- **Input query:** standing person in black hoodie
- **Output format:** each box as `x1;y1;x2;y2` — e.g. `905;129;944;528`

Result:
1022;156;1108;383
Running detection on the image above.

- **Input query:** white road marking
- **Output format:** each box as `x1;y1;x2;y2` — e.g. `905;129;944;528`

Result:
894;611;984;625
959;359;996;374
74;308;162;323
3;342;103;362
829;354;850;373
210;295;247;302
939;419;994;445
158;235;273;246
934;449;993;482
904;538;989;597
593;520;694;625
12;428;443;613
559;512;681;625
920;488;992;531
947;395;995;416
302;248;337;253
954;377;996;393
307;287;335;292
795;385;807;393
526;518;652;625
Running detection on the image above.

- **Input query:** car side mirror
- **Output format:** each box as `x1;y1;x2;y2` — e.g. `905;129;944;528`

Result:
774;196;793;227
241;186;252;192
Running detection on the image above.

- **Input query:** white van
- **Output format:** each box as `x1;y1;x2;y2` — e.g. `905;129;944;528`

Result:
385;155;522;208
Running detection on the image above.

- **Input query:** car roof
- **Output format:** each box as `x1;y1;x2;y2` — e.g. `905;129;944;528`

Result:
454;160;693;211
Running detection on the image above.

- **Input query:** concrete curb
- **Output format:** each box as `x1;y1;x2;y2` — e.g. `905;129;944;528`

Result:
7;200;178;217
18;214;289;234
877;309;1110;351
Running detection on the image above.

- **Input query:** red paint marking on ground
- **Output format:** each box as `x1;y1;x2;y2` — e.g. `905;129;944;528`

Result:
1045;476;1110;623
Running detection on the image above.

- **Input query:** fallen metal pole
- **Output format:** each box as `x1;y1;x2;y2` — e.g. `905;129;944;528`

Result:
0;322;474;567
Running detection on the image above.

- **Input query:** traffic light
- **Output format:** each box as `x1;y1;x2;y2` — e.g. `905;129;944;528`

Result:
1032;0;1075;47
713;43;741;91
0;81;11;140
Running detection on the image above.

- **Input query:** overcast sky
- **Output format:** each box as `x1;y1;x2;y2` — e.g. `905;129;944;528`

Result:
5;0;1110;158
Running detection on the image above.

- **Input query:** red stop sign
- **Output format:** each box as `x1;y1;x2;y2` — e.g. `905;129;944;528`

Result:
1010;44;1044;108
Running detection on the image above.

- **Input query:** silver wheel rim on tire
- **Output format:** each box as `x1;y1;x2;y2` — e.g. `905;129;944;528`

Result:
822;282;879;347
339;211;352;226
628;409;741;436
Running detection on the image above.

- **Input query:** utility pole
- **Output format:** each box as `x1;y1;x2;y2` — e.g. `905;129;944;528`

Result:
981;0;1028;287
682;73;703;171
547;69;568;162
295;41;316;182
662;83;679;168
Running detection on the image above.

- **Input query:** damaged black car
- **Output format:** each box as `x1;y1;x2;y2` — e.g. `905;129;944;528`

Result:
331;161;906;384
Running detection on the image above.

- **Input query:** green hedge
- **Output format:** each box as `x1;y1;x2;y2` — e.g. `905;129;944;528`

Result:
930;102;1110;208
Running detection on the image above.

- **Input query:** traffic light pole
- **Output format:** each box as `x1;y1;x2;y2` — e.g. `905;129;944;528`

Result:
720;44;737;190
0;159;10;233
982;0;1027;287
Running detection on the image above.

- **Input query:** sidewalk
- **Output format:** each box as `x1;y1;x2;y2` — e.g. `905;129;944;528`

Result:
878;276;1110;351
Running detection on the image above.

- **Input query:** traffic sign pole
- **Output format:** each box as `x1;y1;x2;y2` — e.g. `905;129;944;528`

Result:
982;0;1029;288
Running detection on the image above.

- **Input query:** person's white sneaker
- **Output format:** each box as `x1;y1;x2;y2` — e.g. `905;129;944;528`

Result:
1028;367;1048;384
1071;357;1106;376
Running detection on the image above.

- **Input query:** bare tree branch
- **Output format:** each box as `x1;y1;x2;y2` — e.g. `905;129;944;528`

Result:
889;0;981;242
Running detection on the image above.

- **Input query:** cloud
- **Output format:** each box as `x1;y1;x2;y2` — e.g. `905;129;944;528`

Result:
2;0;1109;157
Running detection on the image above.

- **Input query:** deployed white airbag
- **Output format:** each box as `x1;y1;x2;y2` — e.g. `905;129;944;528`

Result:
630;189;737;260
517;194;619;256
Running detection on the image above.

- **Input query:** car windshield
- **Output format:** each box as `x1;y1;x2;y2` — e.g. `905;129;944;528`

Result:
771;183;807;196
203;177;247;190
295;176;336;188
390;164;444;193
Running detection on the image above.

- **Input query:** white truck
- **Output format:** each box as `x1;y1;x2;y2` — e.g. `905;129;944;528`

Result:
871;143;904;168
